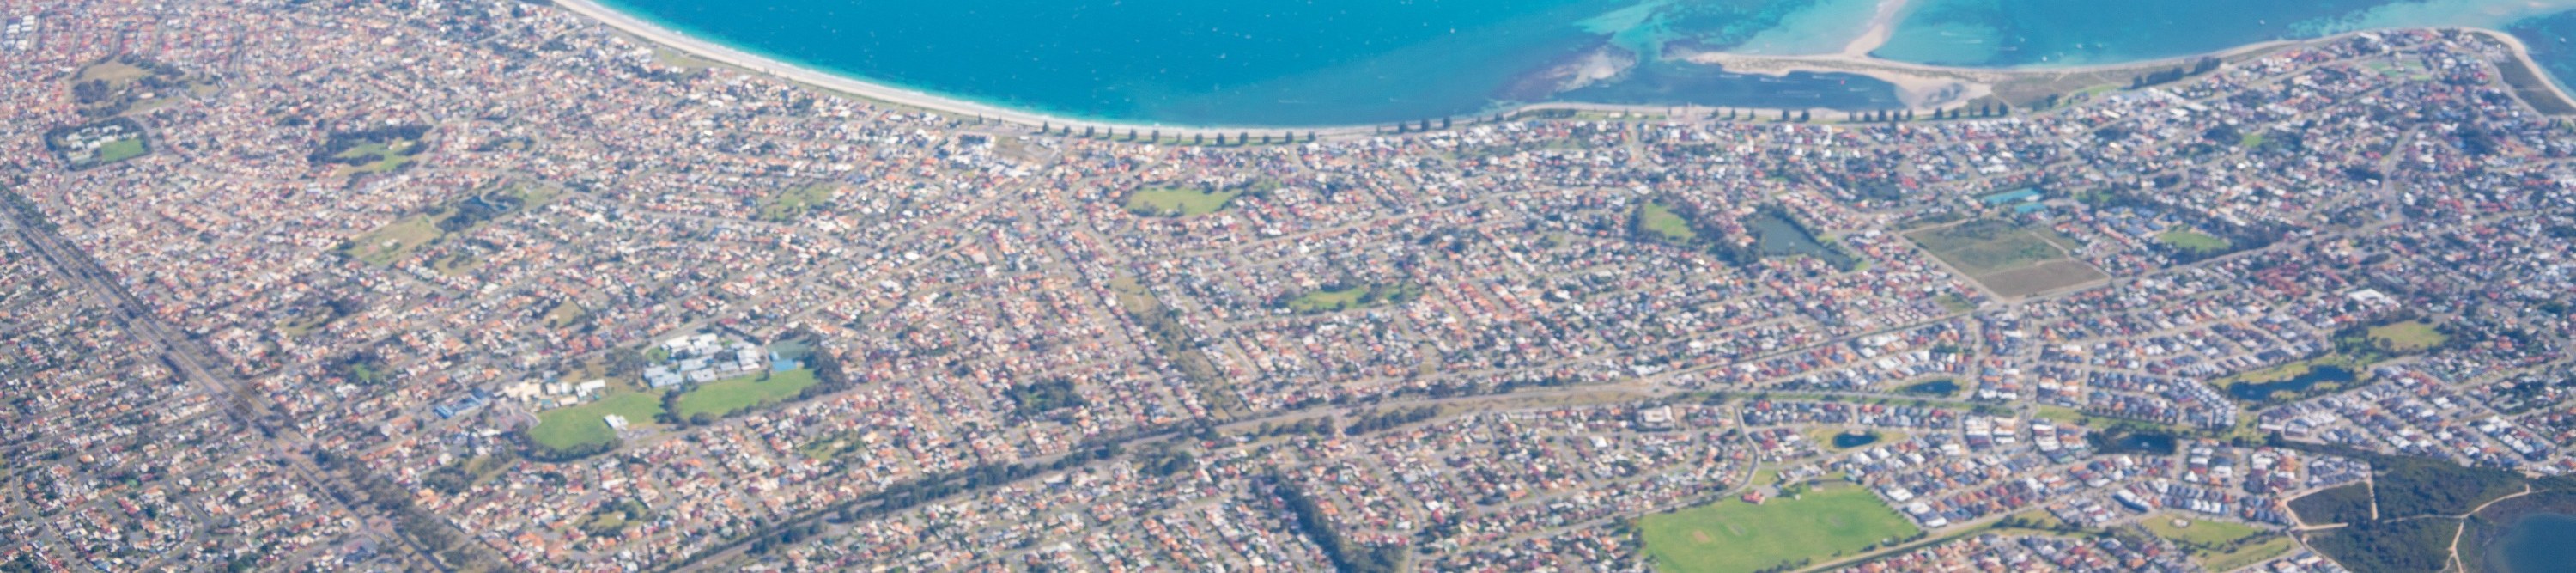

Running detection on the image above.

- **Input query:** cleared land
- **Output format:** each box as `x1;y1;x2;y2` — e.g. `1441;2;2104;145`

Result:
77;61;149;83
530;391;664;450
1638;484;1919;573
343;216;443;265
1976;261;2110;298
2144;515;2263;546
2366;320;2447;353
1907;219;2075;275
674;368;820;419
542;301;586;328
760;182;836;222
1125;186;1241;216
1907;218;2105;297
2142;515;2293;571
1637;202;1698;242
2202;536;2297;572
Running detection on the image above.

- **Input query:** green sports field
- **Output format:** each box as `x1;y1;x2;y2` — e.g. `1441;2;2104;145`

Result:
674;368;819;419
530;391;664;450
1124;186;1241;216
1638;484;1919;573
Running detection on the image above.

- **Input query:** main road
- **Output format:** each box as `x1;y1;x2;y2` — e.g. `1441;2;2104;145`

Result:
2;192;453;571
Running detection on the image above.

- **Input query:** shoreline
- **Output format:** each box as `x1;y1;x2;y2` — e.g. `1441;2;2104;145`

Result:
550;0;1376;138
550;0;2576;133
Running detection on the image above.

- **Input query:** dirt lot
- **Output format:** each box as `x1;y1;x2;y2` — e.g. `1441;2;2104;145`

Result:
1976;260;2109;298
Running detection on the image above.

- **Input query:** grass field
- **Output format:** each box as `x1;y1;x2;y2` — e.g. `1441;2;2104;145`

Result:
276;307;339;338
530;391;664;450
2158;228;2231;253
1907;219;2105;297
1638;484;1919;573
673;368;818;419
1286;283;1418;314
331;141;418;176
542;301;586;329
1125;186;1242;216
2144;515;2263;546
94;138;148;164
77;61;149;83
2366;320;2447;353
2144;515;2289;572
1638;202;1698;242
1907;219;2075;275
343;216;443;266
2202;535;2296;572
2222;355;2363;386
1747;466;1781;486
760;183;836;222
1290;287;1367;313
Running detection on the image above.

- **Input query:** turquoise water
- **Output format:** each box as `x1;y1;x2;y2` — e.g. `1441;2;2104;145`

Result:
2514;10;2576;93
2494;513;2576;573
1874;0;2576;67
595;0;2576;125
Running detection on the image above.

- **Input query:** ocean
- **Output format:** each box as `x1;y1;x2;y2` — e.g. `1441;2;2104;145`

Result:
2513;10;2576;94
2492;513;2576;573
591;0;2576;125
1872;0;2576;68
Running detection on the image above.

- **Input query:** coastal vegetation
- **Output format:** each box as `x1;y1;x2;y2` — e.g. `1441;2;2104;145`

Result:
2287;483;2375;526
2275;442;2550;573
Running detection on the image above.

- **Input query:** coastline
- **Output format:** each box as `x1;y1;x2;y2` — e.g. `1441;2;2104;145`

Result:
550;0;1380;138
550;0;2576;132
2470;28;2576;113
